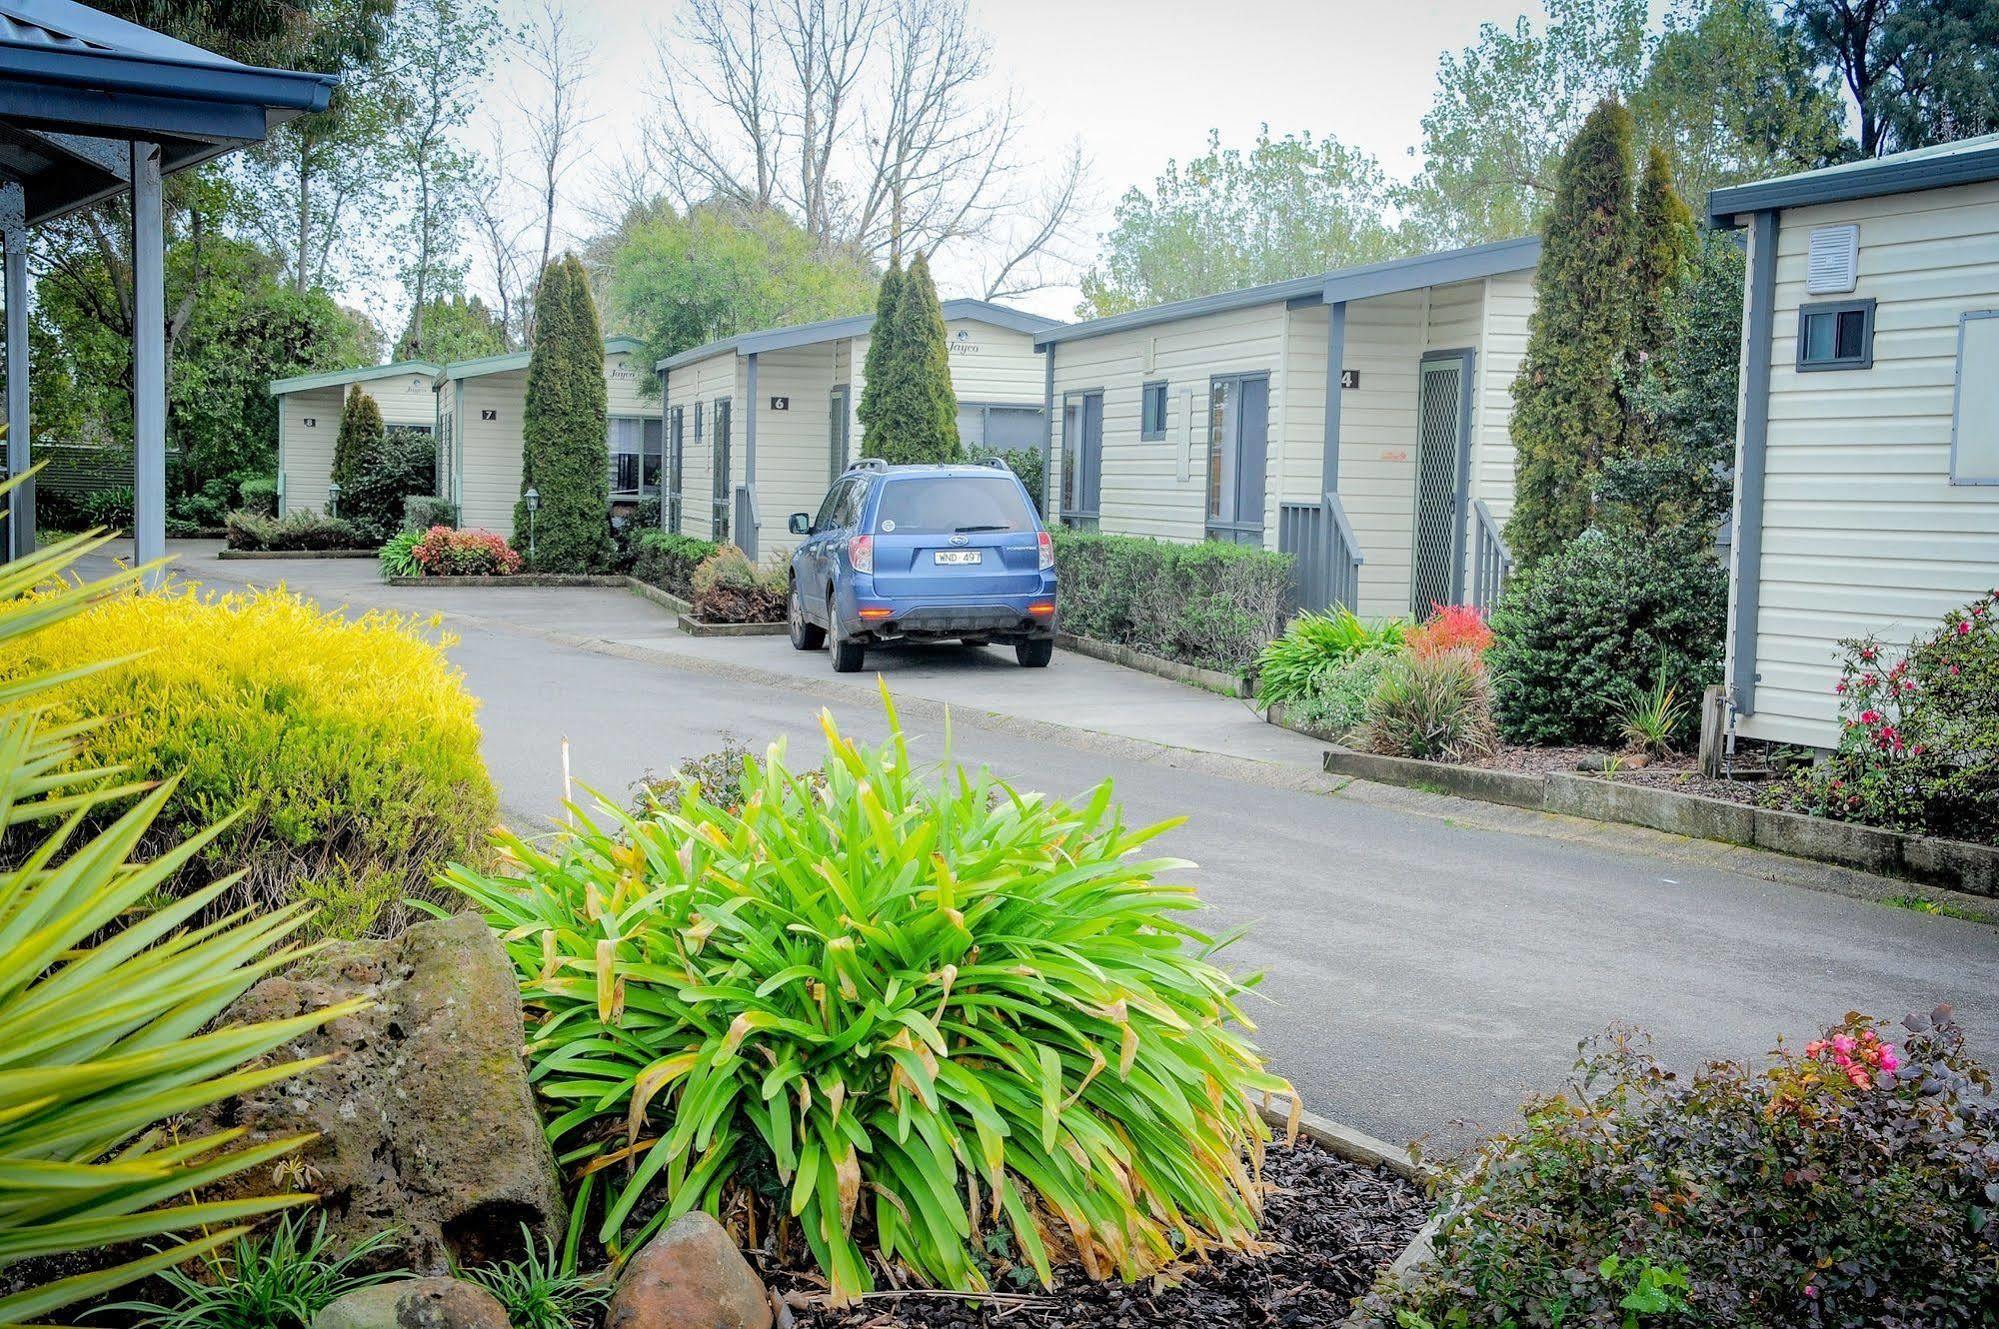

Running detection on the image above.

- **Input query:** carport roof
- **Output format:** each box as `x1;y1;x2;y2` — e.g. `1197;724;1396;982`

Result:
268;359;443;396
439;336;647;382
1030;236;1542;348
656;298;1063;372
1706;131;1999;227
0;0;337;224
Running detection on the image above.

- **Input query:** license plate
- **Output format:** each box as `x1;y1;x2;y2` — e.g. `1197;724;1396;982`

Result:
934;550;982;565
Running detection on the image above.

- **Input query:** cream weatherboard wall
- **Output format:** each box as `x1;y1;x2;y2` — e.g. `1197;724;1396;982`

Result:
276;369;437;516
750;343;841;559
844;320;1049;449
1050;274;1535;621
448;345;654;535
664;349;743;542
1729;178;1999;749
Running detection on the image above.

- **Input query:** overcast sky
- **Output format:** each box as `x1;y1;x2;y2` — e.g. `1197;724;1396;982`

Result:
469;0;1572;320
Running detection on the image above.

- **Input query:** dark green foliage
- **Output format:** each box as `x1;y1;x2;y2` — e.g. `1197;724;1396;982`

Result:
454;1226;608;1329
402;495;459;530
1051;530;1293;675
1630;145;1694;365
1789;0;1999;156
629;530;719;598
608;497;662;571
330;385;386;493
856;260;903;441
1507;101;1639;568
106;1213;405;1329
1371;1007;1999;1329
689;546;786;623
397;292;508;363
167;475;244;529
1612;229;1746;535
861;255;961;465
334;427;436;543
239;478;280;517
79;487;135;532
968;446;1045;514
1765;589;1999;844
224;509;371;551
515;255;612;572
1486;526;1725;745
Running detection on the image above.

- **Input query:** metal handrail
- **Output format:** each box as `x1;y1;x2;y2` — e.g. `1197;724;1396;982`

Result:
1324;491;1365;611
1471;498;1512;611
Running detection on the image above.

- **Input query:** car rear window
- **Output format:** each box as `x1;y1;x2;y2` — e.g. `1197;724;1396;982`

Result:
871;475;1034;534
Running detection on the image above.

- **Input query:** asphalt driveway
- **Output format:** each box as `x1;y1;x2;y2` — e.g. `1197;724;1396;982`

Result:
119;542;1999;1154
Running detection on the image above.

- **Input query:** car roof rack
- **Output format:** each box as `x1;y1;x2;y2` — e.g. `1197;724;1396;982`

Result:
849;457;889;472
976;456;1009;470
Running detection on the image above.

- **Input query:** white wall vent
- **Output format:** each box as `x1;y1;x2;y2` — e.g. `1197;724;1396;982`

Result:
1806;224;1860;294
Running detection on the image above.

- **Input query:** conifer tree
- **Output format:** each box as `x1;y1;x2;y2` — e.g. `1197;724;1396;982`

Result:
856;260;903;447
331;385;385;503
864;254;960;465
515;254;610;571
1506;99;1640;567
1631;145;1696;367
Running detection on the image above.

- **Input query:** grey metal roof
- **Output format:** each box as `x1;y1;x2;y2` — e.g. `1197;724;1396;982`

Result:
1032;236;1542;348
0;0;337;224
1707;132;1999;227
269;359;444;397
657;298;1063;372
439;336;646;382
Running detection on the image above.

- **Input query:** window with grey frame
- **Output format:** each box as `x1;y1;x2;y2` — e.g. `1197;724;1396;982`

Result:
1140;380;1168;440
711;398;732;541
608;416;663;495
955;401;1046;452
1952;309;1999;485
1797;298;1875;371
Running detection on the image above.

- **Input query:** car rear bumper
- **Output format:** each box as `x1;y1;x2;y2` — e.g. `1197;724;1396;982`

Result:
840;579;1058;642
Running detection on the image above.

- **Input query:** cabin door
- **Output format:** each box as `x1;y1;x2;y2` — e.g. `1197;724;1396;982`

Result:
1412;352;1474;613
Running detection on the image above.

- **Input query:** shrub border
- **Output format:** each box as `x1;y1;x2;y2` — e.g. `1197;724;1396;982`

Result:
1314;743;1999;897
1058;631;1249;698
386;573;631;587
218;548;377;560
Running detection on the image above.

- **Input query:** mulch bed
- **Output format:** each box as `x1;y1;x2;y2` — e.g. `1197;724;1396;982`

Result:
760;1138;1427;1329
1478;744;1778;806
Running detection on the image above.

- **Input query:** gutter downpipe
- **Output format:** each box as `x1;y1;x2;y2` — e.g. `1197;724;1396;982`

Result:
1728;208;1780;724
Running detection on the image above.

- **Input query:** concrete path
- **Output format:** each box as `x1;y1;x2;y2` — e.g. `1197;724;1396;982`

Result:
91;542;1999;1155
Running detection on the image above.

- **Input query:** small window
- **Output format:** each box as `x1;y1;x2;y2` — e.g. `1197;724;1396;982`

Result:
1140;380;1168;440
1952;310;1999;485
1797;298;1875;372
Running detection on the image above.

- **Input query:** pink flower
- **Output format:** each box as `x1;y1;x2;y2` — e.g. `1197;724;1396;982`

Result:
1860;710;1882;725
1957;621;1973;636
1832;1034;1856;1055
1879;1046;1901;1072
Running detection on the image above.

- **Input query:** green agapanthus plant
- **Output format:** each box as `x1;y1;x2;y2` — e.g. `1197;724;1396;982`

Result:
450;687;1290;1302
0;507;361;1327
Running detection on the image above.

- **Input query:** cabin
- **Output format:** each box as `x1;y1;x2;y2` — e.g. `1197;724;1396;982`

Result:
1708;132;1999;750
435;336;655;534
1034;239;1541;621
657;300;1061;560
268;361;440;516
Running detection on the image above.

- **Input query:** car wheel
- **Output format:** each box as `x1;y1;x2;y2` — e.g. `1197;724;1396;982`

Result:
1015;638;1054;668
788;580;825;650
828;596;865;673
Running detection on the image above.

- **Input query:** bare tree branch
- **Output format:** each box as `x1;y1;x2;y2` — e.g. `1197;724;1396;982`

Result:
515;0;599;330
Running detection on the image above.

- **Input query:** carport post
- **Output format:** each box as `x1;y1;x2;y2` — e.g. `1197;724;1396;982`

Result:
1;183;29;561
743;352;758;559
1322;300;1346;495
130;141;166;584
1040;345;1054;513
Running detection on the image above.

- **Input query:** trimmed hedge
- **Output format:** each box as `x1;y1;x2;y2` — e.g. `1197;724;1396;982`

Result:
225;508;372;551
631;529;719;599
402;494;459;531
0;584;495;938
1051;529;1292;675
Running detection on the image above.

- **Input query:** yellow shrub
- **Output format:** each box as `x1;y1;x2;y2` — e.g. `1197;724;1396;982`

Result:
0;583;496;936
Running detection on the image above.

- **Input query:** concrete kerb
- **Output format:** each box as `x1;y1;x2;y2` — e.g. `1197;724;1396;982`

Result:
1057;632;1249;698
218;548;377;560
1322;746;1999;899
675;615;786;637
1256;1095;1437;1327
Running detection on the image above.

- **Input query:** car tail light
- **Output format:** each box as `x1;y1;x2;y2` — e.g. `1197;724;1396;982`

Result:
1036;530;1053;570
847;534;873;573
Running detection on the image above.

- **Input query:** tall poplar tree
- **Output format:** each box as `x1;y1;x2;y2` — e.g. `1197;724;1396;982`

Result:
865;254;960;465
515;254;610;571
856;260;903;448
1506;100;1639;567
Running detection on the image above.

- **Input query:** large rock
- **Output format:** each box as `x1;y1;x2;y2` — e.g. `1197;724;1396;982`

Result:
313;1277;510;1329
606;1212;773;1329
194;912;564;1272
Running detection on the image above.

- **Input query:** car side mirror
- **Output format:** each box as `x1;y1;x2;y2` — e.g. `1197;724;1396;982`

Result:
788;512;812;535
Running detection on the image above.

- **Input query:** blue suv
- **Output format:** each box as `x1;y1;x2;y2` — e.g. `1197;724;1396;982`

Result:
786;459;1058;673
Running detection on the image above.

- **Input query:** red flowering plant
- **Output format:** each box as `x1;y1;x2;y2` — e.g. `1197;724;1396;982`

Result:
411;526;524;577
1767;587;1999;844
1404;602;1494;661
